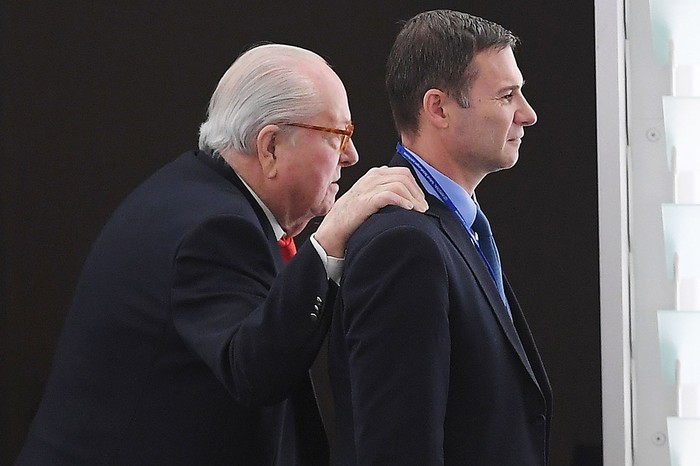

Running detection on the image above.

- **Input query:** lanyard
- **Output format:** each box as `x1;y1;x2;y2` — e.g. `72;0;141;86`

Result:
396;143;500;285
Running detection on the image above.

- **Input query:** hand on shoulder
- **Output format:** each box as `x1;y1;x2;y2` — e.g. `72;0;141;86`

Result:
314;166;428;257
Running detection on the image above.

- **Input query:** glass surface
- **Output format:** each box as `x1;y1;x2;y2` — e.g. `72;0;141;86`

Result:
658;310;700;385
650;0;700;65
662;97;700;172
667;417;700;466
662;204;700;279
675;171;700;204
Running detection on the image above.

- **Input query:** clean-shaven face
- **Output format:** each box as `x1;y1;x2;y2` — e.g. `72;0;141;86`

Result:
449;46;537;178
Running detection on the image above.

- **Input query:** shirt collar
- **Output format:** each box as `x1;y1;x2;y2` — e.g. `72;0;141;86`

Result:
402;147;478;227
237;175;286;241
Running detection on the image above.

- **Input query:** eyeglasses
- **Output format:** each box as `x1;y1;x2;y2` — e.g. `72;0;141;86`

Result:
286;122;354;152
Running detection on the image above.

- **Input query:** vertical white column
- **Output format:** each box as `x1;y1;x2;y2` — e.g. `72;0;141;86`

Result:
595;0;633;464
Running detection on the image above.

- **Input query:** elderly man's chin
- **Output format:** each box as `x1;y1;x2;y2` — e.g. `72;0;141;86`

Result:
312;192;337;218
326;183;340;205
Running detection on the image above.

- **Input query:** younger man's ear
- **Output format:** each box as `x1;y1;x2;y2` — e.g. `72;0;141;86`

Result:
422;89;451;129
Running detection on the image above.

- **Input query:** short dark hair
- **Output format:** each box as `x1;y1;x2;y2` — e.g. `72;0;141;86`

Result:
386;10;518;135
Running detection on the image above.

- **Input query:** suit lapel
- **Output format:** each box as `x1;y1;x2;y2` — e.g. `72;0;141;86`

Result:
503;278;549;395
389;154;540;388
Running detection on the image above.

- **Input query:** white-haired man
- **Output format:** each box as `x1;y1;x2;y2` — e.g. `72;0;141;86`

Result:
16;44;426;465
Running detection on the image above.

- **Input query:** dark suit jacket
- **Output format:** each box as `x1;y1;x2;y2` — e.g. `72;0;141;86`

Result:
328;154;552;466
17;151;332;465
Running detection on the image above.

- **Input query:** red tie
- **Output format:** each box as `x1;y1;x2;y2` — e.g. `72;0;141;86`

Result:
278;235;297;264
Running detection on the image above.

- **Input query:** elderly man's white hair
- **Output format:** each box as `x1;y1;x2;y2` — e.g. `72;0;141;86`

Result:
199;44;329;154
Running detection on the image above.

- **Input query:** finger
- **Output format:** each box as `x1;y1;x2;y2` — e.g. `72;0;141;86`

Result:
366;180;427;212
367;168;428;212
395;171;427;210
369;189;418;212
357;167;415;190
350;166;428;212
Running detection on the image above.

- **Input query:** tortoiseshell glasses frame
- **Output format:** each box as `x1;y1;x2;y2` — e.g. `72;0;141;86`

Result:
286;122;354;152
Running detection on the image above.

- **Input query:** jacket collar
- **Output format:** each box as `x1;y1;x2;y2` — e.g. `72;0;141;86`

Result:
195;150;285;270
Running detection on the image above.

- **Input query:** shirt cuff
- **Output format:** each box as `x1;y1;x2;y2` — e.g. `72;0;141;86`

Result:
309;233;344;285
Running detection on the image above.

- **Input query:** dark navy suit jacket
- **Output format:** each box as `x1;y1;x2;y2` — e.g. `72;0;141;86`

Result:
328;154;553;465
17;151;332;465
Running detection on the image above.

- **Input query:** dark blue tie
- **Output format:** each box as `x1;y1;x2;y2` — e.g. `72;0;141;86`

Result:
471;205;510;314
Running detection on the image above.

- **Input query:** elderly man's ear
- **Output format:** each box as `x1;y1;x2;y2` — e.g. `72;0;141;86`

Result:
256;124;281;178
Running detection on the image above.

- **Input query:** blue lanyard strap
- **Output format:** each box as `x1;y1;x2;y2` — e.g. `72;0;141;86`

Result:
395;143;500;284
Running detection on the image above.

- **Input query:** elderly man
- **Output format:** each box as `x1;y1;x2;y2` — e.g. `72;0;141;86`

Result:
16;44;426;465
329;10;553;465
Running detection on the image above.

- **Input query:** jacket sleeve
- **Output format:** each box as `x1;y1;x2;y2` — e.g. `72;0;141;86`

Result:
340;224;450;465
170;214;335;407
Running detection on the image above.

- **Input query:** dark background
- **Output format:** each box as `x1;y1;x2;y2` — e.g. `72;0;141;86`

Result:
0;1;600;465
